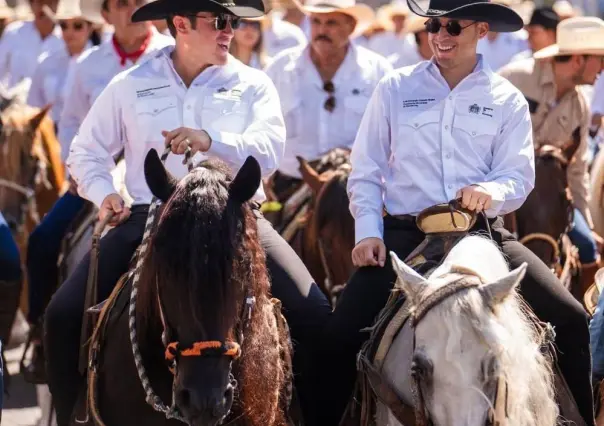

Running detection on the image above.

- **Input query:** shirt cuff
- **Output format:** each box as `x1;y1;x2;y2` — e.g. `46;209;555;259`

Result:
473;181;505;216
206;129;241;161
85;180;118;209
354;213;384;245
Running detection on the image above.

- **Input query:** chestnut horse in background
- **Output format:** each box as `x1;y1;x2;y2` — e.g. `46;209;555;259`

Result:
510;128;584;303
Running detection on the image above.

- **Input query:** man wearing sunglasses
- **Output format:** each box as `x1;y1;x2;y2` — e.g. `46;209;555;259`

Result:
316;0;596;425
264;0;392;217
500;16;604;308
47;0;335;423
0;0;63;90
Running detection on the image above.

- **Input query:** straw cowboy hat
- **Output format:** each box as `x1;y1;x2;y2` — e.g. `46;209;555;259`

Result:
406;0;524;33
301;0;375;32
13;0;33;20
43;0;104;25
553;0;578;19
380;0;410;21
533;16;604;59
404;14;428;33
131;0;265;22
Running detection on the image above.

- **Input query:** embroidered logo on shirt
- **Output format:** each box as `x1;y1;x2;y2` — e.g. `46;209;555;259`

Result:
214;87;243;101
403;98;436;108
469;104;480;114
482;107;494;118
136;85;171;98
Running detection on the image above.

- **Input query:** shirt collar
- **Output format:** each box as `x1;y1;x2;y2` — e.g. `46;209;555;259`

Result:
426;54;494;93
300;42;357;88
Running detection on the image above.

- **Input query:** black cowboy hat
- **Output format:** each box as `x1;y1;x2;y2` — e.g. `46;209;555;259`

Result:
406;0;523;33
131;0;265;22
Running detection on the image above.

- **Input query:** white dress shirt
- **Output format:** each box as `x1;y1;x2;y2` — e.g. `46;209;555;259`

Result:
27;43;92;124
477;31;529;72
67;46;285;207
388;46;424;69
366;31;416;61
0;21;63;90
348;56;535;244
263;18;307;58
266;43;393;178
59;29;173;162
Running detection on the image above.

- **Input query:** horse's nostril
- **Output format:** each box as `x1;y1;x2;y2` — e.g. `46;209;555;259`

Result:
177;388;191;410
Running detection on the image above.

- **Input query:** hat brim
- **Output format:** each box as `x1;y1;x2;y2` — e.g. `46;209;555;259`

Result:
406;0;524;32
131;0;265;22
534;44;604;58
43;5;105;25
301;3;375;35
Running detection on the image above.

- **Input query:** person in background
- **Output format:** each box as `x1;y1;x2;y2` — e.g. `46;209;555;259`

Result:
27;0;103;126
554;0;579;20
151;18;170;35
262;5;307;57
230;16;270;68
353;9;391;49
265;0;392;201
366;0;415;61
0;211;22;396
279;0;311;38
508;6;560;65
387;13;431;68
0;0;63;90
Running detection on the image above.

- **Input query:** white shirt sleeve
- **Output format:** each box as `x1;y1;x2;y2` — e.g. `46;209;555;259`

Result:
26;62;46;109
205;75;285;177
66;79;124;208
592;75;604;116
475;94;535;216
58;62;89;163
347;78;391;244
0;30;13;87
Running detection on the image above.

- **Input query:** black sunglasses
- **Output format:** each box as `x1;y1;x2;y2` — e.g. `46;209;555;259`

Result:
424;18;477;36
192;14;241;31
323;81;335;113
239;20;261;30
59;21;86;31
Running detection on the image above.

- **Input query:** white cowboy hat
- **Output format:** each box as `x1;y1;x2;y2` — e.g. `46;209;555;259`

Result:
553;0;577;19
13;0;33;20
379;0;410;20
404;14;427;33
534;16;604;59
0;0;14;19
43;0;105;25
301;0;375;34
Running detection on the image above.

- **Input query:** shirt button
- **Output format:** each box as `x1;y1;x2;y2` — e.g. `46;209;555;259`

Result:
414;123;419;127
472;131;476;136
186;105;192;110
445;125;449;130
446;153;451;159
448;96;452;100
448;184;453;189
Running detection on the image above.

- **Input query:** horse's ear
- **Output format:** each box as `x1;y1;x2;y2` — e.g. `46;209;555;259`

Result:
297;156;326;193
562;126;582;164
144;148;177;202
28;105;51;131
390;251;426;303
479;262;527;308
230;156;261;204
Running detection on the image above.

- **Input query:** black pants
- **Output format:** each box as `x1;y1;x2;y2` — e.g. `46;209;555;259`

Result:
44;205;332;426
315;215;594;426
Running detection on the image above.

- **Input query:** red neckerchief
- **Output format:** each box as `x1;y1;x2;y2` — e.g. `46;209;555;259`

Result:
112;31;152;66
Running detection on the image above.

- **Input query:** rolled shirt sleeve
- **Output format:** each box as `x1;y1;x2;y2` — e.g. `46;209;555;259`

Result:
476;95;535;217
66;79;124;208
205;75;285;178
567;114;594;229
347;78;391;244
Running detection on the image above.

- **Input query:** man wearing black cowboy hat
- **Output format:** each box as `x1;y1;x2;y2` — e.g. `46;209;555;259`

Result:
314;0;595;424
508;6;560;64
46;0;335;423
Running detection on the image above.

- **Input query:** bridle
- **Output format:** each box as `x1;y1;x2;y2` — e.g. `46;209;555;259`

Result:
0;122;52;232
407;274;510;426
125;146;256;424
518;145;575;274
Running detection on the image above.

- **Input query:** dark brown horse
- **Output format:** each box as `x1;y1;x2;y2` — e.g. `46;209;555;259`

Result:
512;128;583;301
76;151;292;426
296;156;355;305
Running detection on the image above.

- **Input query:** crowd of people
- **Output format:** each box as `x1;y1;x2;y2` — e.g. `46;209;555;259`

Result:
0;0;603;424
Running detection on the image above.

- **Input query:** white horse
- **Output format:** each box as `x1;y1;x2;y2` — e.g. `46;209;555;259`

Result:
377;235;558;426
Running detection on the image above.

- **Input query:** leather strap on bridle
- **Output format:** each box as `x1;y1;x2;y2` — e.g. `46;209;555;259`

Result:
78;211;115;375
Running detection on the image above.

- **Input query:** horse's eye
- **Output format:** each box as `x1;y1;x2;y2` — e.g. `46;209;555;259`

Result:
411;351;433;381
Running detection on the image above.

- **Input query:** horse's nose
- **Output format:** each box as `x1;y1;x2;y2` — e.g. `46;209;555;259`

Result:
176;383;234;423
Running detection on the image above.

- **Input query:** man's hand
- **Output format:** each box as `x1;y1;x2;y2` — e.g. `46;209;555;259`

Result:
352;237;386;267
100;193;130;227
592;230;604;254
456;185;493;212
163;127;212;159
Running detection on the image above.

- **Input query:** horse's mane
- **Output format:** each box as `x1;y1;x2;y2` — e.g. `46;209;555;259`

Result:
137;159;284;425
421;236;558;426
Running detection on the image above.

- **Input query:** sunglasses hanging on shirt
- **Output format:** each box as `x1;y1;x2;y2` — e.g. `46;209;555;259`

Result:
424;18;477;36
323;81;335;113
193;14;241;31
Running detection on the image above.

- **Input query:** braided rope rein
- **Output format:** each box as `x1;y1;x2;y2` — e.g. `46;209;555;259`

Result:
128;146;193;422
